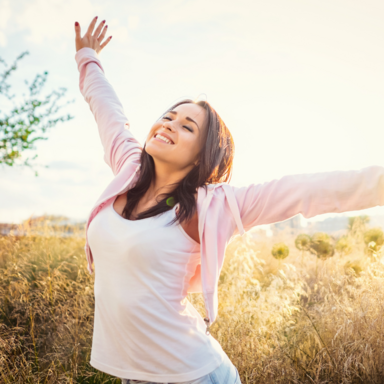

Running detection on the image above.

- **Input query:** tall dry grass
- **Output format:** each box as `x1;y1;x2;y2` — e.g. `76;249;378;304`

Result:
1;218;384;383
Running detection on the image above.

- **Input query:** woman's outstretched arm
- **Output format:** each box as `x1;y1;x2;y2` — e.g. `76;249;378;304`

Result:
74;16;142;175
230;165;384;233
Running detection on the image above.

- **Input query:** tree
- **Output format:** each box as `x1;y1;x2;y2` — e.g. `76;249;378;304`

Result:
0;51;74;176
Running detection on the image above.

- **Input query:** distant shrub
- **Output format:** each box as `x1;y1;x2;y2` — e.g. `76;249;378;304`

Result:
348;215;370;243
295;234;311;251
363;228;384;248
363;227;384;258
271;242;290;260
344;259;364;275
348;215;370;231
309;232;335;260
335;236;353;256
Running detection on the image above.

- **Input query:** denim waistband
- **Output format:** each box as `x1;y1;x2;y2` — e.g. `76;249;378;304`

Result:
120;352;241;384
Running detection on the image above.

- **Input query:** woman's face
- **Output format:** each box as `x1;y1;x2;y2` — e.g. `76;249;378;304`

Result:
145;103;207;171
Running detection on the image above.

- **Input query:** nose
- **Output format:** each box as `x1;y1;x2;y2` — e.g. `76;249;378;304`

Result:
162;120;175;132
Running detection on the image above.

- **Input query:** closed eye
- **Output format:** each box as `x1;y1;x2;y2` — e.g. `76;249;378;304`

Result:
162;116;193;132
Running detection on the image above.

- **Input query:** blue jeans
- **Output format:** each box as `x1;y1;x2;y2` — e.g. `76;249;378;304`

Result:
120;352;241;384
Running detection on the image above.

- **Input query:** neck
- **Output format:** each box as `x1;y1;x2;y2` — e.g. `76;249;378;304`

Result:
144;160;193;203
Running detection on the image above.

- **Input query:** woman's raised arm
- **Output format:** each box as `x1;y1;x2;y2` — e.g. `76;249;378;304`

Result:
230;165;384;233
74;16;142;175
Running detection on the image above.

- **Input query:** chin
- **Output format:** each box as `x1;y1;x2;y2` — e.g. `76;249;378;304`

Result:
145;144;166;162
144;142;157;157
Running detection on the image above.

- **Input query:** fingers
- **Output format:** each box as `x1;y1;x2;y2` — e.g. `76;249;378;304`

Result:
87;16;98;35
100;36;113;51
98;24;108;42
94;19;106;39
74;21;81;40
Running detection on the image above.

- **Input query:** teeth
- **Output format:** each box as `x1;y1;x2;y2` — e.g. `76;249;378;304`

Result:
155;134;173;144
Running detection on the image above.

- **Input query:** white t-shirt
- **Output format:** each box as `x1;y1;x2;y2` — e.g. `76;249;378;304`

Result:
87;199;226;382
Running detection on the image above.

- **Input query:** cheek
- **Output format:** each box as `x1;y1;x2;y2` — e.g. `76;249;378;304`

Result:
177;134;201;157
146;124;160;142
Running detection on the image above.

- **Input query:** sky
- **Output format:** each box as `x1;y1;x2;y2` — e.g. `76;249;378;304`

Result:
1;0;384;229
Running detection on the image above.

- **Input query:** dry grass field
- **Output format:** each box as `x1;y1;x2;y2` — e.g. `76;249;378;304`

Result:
1;216;384;383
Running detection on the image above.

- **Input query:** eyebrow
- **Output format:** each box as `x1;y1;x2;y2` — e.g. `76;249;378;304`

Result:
167;110;200;130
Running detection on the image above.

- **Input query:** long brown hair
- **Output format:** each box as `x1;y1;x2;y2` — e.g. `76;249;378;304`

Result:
122;98;235;225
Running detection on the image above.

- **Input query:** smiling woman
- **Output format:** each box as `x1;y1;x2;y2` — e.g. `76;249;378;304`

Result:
74;15;241;384
74;14;384;384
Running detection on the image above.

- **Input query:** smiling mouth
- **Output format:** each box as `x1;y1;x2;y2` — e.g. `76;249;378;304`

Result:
153;133;174;145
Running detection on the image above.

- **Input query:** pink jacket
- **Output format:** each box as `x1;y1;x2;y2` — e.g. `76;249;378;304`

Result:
75;47;384;334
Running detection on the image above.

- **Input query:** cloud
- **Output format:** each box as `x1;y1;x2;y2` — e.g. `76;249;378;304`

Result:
0;160;112;223
128;15;140;30
0;0;11;47
107;18;130;43
0;0;134;49
1;0;237;50
47;160;87;171
14;0;102;45
148;0;237;25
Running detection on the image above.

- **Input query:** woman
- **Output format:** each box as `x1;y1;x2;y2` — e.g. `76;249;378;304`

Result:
74;16;384;384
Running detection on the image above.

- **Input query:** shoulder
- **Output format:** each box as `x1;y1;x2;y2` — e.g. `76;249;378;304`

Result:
197;182;240;239
197;182;232;207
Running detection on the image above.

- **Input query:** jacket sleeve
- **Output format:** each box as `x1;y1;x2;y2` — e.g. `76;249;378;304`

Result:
74;47;142;175
231;165;384;232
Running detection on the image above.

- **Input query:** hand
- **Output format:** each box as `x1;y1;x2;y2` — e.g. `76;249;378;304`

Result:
74;16;112;54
